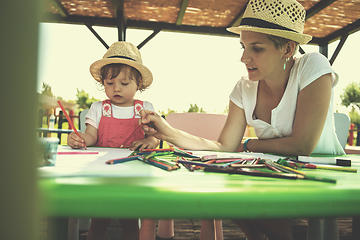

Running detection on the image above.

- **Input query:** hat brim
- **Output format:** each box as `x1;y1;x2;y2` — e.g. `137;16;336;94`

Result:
227;26;312;45
90;58;153;88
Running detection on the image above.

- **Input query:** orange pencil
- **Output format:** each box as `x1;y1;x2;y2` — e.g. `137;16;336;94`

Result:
57;100;87;150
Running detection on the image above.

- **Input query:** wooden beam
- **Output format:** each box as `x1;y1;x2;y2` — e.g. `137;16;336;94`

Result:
305;0;337;20
176;0;190;26
40;14;236;37
85;24;109;49
48;0;68;17
137;29;161;49
329;34;348;65
311;18;360;45
112;0;126;41
40;12;360;43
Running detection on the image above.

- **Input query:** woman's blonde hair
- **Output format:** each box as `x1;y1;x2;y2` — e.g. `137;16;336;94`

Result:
267;35;299;56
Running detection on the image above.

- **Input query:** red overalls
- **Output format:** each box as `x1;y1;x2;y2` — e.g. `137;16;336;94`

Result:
95;99;145;148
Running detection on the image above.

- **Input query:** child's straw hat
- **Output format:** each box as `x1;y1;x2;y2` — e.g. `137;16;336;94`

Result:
227;0;312;45
90;42;153;88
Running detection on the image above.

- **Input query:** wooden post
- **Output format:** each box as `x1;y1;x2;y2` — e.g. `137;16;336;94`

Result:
1;0;39;239
58;110;64;141
69;109;74;130
349;123;354;146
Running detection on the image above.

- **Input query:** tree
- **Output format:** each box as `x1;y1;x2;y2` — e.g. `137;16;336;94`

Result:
40;82;54;97
349;108;360;126
159;108;176;118
341;82;360;146
187;104;205;113
340;82;360;110
76;88;99;109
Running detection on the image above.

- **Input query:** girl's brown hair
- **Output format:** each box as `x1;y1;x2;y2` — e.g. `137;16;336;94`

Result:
100;63;145;91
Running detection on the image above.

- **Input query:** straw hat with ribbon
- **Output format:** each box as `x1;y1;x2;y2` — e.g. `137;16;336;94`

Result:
227;0;312;45
90;41;153;88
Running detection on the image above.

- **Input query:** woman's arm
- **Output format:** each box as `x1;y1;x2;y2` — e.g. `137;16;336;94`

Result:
140;101;247;152
217;100;247;152
246;73;333;156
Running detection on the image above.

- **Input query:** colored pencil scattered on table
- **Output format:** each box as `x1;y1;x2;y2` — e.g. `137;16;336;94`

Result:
57;100;87;150
106;156;142;164
285;160;357;173
103;148;346;183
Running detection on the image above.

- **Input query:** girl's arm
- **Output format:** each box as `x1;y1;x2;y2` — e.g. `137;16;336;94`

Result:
246;74;332;156
67;124;98;149
140;101;248;152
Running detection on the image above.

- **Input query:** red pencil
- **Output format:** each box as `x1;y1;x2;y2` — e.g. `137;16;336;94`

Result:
57;100;87;150
120;112;154;148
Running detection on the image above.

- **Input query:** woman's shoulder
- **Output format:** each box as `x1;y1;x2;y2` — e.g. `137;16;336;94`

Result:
296;52;329;66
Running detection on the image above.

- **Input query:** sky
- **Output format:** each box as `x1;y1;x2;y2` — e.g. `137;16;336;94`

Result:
37;23;360;114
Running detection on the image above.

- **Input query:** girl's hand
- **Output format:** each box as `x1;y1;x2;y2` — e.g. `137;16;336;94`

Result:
67;132;86;149
139;110;174;141
129;136;159;151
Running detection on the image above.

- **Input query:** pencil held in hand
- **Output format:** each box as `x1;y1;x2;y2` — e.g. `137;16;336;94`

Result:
57;100;87;150
120;112;154;148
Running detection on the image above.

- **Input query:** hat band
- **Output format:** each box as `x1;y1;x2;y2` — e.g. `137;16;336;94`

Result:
240;18;297;33
107;55;137;62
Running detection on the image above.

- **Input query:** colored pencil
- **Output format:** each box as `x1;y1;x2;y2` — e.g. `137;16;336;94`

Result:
145;158;178;171
270;161;306;175
222;159;246;167
268;161;337;183
152;157;178;167
57;100;87;150
106;156;141;164
141;148;174;152
204;167;336;183
177;159;226;169
120;113;154;148
204;167;300;180
264;161;283;173
173;147;198;158
120;123;145;148
288;162;357;173
230;164;265;168
215;158;254;163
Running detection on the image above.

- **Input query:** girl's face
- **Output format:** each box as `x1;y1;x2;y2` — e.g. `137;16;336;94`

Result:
103;70;139;107
240;31;286;81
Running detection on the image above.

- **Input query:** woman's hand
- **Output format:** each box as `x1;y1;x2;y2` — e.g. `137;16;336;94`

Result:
139;110;174;141
67;132;86;149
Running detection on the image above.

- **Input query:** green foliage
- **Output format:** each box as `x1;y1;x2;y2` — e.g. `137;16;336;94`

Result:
76;88;99;109
340;82;360;110
159;108;177;118
41;82;54;97
223;105;229;114
349;107;360;126
187;104;205;113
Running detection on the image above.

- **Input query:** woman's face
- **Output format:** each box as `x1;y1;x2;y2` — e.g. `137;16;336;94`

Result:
240;31;286;81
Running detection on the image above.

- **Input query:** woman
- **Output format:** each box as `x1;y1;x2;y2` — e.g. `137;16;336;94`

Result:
140;0;345;238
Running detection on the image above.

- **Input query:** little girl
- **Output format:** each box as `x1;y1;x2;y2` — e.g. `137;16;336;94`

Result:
67;41;159;240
